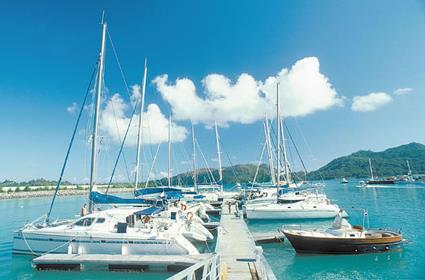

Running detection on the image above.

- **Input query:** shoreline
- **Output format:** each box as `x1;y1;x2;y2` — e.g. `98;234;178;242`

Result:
0;188;132;200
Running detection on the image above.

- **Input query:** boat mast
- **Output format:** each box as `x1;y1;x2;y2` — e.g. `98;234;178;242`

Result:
264;116;276;185
192;123;198;192
134;59;147;190
406;160;412;177
168;115;172;188
368;158;374;180
88;13;107;213
214;120;223;191
280;114;291;185
276;83;281;196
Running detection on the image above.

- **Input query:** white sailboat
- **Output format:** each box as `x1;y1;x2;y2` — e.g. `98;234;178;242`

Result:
245;83;347;220
13;15;200;256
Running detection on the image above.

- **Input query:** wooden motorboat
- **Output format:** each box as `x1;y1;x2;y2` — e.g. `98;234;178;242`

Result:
282;212;403;254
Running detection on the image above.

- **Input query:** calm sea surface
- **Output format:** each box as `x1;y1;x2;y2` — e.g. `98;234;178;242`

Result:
0;180;423;279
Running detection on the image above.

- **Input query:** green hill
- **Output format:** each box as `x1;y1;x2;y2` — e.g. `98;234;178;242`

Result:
154;163;272;186
307;142;425;180
158;142;424;184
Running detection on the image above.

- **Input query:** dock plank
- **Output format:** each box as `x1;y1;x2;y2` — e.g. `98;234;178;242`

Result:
216;208;258;280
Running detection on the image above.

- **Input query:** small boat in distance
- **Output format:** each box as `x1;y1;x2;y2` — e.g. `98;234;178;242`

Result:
282;210;403;254
340;177;348;184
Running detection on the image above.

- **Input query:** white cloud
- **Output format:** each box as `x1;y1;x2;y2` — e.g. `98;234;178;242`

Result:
159;171;168;178
393;87;413;96
351;92;392;112
99;86;187;146
67;102;78;113
153;57;343;126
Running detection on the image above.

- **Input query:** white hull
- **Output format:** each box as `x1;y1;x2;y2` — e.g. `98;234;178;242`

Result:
13;230;197;256
245;200;348;220
246;208;345;219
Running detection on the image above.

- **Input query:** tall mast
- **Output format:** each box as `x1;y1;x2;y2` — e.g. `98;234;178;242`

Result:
134;59;147;189
214;121;223;191
276;83;281;196
264;116;276;185
168;115;172;188
280;116;291;185
406;160;412;176
406;160;412;178
368;158;374;180
192;123;198;192
88;13;107;213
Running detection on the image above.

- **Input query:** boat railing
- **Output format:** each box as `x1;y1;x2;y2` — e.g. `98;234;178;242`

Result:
167;253;221;280
281;224;303;231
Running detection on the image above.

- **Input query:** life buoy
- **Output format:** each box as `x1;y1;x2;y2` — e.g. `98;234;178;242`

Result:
142;215;151;223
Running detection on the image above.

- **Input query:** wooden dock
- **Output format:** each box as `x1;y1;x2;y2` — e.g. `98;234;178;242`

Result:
216;208;262;279
252;232;285;244
33;253;212;272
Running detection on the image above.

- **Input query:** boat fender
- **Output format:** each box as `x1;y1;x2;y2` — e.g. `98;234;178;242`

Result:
142;215;151;223
187;212;194;222
181;204;187;211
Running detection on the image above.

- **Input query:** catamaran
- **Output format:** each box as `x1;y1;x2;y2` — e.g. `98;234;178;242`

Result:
13;15;204;256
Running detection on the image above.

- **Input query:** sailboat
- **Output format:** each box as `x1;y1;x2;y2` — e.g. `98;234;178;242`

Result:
13;15;200;256
245;83;347;220
365;159;395;185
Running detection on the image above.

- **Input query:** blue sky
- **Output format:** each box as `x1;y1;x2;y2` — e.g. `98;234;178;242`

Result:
0;0;424;182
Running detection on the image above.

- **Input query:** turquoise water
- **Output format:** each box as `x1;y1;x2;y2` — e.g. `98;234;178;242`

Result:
1;181;424;279
247;181;425;279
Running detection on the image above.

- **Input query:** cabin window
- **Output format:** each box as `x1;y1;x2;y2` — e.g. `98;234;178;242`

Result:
96;218;106;224
74;217;95;226
350;234;355;237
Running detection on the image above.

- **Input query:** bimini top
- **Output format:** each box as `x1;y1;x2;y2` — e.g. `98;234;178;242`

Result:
134;187;184;200
133;206;164;216
90;191;152;205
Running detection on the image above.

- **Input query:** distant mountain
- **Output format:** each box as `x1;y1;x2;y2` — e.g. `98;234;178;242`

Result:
153;163;272;186
307;142;425;180
158;142;425;184
3;143;423;187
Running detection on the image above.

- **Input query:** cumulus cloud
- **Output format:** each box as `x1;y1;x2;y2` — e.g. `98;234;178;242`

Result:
99;86;187;146
153;57;343;126
393;87;413;96
351;92;392;112
67;102;78;113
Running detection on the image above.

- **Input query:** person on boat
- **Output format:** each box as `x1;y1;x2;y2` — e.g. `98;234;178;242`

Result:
331;209;351;230
80;203;87;217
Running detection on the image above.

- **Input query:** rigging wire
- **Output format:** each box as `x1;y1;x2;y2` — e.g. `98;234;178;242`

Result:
46;61;98;222
284;122;308;178
196;139;217;185
252;139;267;185
293;117;325;183
105;98;140;194
219;139;241;183
106;28;134;104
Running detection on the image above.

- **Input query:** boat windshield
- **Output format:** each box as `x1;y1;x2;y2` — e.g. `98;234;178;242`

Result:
74;217;96;226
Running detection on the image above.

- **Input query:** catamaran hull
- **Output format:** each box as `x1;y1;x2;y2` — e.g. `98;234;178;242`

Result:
13;231;197;256
245;209;347;220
